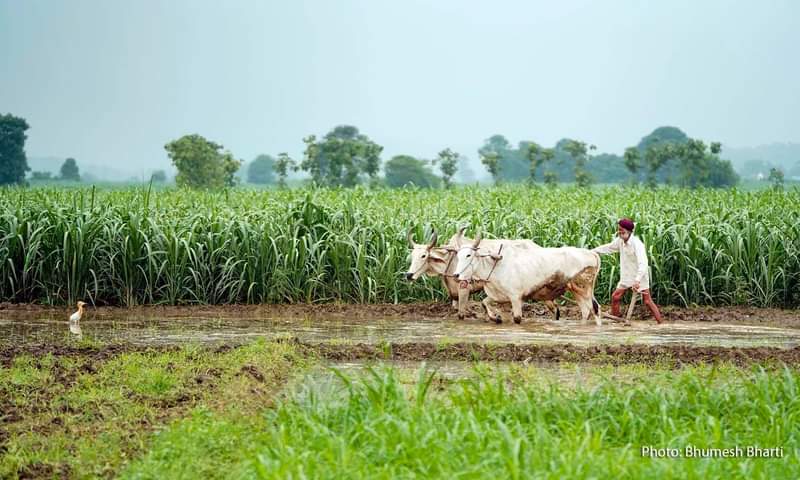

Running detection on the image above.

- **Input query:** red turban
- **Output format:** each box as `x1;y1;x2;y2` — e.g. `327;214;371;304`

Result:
618;218;635;231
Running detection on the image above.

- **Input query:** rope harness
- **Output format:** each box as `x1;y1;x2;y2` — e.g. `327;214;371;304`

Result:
450;243;504;284
409;246;457;279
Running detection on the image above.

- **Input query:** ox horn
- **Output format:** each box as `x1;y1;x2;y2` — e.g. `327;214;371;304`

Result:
428;230;438;249
454;226;467;248
471;231;482;249
407;229;415;249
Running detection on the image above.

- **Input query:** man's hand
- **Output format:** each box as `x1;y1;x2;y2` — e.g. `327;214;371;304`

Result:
632;281;640;292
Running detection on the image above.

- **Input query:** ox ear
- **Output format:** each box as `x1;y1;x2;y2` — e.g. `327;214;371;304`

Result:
407;229;415;249
428;230;438;249
471;231;482;249
428;249;448;263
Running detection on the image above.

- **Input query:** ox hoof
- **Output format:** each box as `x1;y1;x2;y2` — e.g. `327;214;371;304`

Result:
493;316;503;324
457;314;465;321
513;316;522;325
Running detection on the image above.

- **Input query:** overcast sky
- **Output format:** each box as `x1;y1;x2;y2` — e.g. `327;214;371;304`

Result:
1;0;798;176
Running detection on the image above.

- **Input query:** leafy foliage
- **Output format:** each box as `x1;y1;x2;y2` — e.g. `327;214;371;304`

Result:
59;158;80;182
768;168;784;190
274;153;297;188
384;155;440;188
299;126;383;187
164;134;242;189
247;155;276;185
434;148;459;188
150;170;167;183
0;113;31;186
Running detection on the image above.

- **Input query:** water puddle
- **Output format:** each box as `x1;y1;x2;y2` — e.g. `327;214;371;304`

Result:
1;313;799;348
286;360;688;406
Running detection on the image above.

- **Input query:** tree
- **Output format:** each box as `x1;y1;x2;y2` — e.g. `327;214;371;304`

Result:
482;135;531;182
563;140;595;187
299;126;383;187
150;170;167;183
675;139;712;188
768;168;784;190
0;113;31;185
527;143;543;183
525;143;560;184
60;158;80;181
679;140;738;188
434;148;459;188
479;151;501;185
482;134;511;153
164;134;242;189
633;126;689;184
706;155;740;188
274;152;296;188
625;127;739;188
624;147;641;180
642;144;674;188
478;135;531;183
247;154;276;184
384;155;440;188
540;148;556;184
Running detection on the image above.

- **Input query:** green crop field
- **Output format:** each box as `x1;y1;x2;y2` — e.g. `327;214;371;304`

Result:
2;342;798;479
2;185;799;307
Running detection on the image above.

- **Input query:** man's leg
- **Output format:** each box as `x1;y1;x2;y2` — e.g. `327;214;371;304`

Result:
640;289;663;324
611;288;627;317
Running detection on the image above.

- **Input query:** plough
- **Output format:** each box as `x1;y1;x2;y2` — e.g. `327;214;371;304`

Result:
600;291;639;326
558;291;639;326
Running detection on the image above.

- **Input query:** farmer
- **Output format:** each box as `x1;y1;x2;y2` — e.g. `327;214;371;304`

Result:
592;218;663;323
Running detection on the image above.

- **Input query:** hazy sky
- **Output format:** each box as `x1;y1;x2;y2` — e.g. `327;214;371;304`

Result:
2;0;798;176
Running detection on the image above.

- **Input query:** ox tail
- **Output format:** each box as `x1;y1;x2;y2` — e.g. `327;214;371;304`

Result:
591;251;601;316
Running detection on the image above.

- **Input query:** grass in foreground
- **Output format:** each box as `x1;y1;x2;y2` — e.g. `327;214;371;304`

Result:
3;344;798;479
0;340;308;479
121;363;800;479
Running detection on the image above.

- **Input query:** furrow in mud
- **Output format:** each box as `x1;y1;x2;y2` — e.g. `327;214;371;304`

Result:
3;341;800;367
303;342;800;366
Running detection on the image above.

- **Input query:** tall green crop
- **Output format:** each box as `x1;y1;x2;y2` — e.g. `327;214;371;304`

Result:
1;185;798;307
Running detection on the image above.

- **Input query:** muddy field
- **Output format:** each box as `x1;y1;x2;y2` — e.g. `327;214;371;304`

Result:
2;302;800;351
4;340;800;369
3;301;800;325
2;299;800;368
3;302;800;478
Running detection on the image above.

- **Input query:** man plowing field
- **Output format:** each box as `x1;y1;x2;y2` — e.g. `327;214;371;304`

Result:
593;218;663;324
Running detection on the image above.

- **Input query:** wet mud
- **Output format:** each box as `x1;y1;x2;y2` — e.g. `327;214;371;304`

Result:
2;301;799;326
3;341;800;370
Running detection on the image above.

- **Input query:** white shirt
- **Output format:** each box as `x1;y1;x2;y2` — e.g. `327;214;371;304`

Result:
592;233;650;290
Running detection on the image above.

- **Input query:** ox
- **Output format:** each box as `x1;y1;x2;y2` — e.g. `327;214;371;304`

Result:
405;228;561;320
454;232;602;325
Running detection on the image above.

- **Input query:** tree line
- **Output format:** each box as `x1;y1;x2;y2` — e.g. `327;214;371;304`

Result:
1;112;744;189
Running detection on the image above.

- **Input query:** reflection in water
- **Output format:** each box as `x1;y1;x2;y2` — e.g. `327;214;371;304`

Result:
1;313;799;348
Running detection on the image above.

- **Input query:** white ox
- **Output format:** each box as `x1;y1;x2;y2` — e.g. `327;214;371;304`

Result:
454;232;602;325
405;228;561;320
